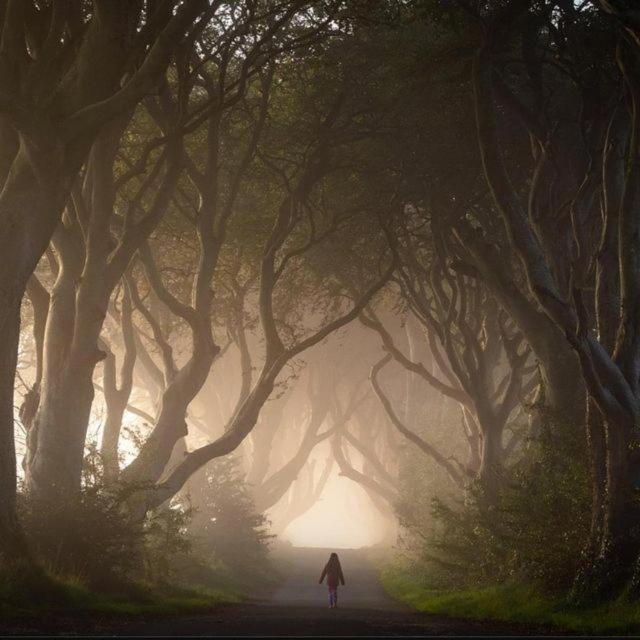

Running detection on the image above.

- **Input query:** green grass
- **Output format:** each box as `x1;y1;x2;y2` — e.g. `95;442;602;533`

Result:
379;560;640;634
0;564;240;622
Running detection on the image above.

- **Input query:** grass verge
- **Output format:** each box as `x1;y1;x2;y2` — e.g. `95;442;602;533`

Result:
379;559;640;634
0;566;240;622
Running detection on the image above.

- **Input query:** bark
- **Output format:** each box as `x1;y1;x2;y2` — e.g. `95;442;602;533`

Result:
25;210;91;501
118;239;219;489
404;313;428;430
100;286;137;482
571;399;607;602
452;220;585;426
0;287;29;565
0;149;69;554
461;407;482;475
26;123;181;504
0;0;210;520
476;414;504;502
24;275;49;392
19;275;50;469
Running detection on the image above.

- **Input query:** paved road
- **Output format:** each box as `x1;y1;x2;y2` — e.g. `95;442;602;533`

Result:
103;547;562;637
1;547;564;636
269;547;403;610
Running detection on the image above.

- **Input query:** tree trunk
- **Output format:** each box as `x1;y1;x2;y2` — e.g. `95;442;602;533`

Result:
571;399;607;602
477;417;504;502
25;258;107;503
404;314;426;431
101;381;128;484
0;291;29;565
0;148;69;560
574;417;640;601
27;366;98;503
453;221;586;427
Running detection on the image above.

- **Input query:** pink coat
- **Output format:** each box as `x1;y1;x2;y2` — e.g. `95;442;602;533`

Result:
319;560;345;588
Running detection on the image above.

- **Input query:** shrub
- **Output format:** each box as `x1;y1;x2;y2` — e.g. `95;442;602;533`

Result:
401;408;591;591
142;503;193;586
19;484;146;589
18;444;193;590
177;455;275;588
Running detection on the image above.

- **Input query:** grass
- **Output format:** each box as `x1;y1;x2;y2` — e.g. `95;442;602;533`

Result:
379;559;640;634
0;563;240;622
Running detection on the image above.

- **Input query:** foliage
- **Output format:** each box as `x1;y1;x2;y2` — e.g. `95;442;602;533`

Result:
0;562;238;624
399;408;590;591
380;560;640;634
178;456;276;589
18;445;194;590
142;504;194;586
14;450;274;605
18;485;145;590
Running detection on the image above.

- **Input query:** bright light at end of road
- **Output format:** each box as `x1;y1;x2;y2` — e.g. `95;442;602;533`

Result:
278;470;389;548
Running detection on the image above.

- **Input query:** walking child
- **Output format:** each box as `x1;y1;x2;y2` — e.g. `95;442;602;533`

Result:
318;552;346;608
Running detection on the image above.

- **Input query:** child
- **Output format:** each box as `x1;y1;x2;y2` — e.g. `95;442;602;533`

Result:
318;552;346;608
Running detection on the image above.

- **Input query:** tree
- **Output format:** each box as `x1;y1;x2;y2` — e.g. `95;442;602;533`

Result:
363;237;537;499
0;0;211;564
463;0;640;599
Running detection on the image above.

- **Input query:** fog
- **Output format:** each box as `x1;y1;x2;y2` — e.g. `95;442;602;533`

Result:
277;444;392;549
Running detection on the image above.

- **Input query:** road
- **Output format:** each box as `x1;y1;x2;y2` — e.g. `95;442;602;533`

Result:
1;547;564;636
102;547;561;637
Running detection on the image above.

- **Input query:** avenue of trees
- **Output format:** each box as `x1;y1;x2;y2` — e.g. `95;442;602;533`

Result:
3;0;640;610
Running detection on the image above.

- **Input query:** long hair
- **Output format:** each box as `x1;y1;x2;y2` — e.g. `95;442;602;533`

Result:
326;552;340;570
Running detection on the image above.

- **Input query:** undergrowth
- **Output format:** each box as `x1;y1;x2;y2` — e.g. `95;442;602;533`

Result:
380;558;640;634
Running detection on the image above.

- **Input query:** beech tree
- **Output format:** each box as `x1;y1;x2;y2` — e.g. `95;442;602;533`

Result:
15;0;339;510
10;1;633;608
0;0;214;564
364;226;538;498
442;0;638;599
91;33;394;516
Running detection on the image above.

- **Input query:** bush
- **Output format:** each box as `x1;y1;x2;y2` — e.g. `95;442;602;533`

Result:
18;445;193;590
19;484;146;589
176;455;275;589
17;449;275;595
142;503;194;586
401;408;591;591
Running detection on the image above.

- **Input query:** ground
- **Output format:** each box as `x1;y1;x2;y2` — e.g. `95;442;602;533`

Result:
0;548;565;636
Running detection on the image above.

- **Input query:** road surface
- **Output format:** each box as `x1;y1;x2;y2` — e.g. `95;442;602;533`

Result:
102;547;561;636
2;547;564;636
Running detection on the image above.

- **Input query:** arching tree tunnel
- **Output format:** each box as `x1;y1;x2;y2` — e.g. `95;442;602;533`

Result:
4;4;638;634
